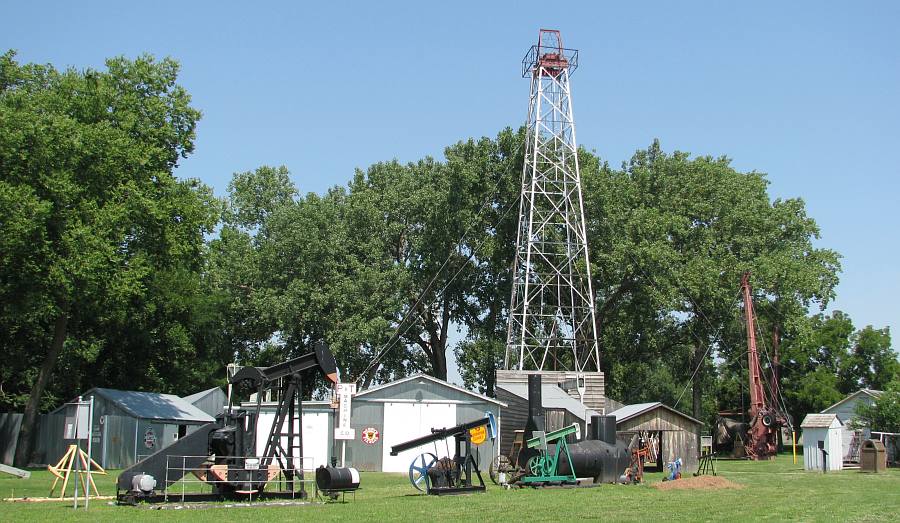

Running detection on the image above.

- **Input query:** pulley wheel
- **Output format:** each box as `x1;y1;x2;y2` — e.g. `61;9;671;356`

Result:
408;453;438;492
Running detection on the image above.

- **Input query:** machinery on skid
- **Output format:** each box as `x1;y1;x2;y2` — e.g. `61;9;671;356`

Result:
116;342;359;503
390;413;497;495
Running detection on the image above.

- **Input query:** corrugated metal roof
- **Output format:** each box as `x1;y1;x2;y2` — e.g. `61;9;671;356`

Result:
607;402;703;426
801;413;842;428
607;402;659;423
495;383;598;421
182;387;224;405
357;374;506;406
57;388;215;423
821;388;883;414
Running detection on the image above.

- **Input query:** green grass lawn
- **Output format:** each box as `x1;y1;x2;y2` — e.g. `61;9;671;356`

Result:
2;455;898;522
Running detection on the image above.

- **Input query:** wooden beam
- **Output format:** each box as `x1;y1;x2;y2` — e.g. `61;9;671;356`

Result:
0;463;30;479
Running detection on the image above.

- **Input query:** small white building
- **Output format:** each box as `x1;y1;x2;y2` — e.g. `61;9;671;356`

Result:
820;389;882;463
247;374;505;472
801;413;843;472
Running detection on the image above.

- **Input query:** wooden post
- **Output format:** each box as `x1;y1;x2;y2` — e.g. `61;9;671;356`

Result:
59;446;76;499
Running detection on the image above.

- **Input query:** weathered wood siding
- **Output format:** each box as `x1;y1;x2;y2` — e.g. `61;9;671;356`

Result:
617;407;701;472
496;370;606;412
497;388;529;458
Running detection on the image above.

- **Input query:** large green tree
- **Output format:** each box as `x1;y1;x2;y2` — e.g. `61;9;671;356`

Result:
779;312;898;425
579;141;841;421
0;51;217;465
211;129;524;388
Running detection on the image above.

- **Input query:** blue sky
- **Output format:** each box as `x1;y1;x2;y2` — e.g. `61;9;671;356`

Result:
4;1;898;383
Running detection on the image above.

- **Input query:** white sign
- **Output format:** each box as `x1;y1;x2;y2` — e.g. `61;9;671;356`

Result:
336;383;356;430
63;400;90;440
335;427;356;440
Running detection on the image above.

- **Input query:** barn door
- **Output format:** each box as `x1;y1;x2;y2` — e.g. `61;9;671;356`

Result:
381;402;456;472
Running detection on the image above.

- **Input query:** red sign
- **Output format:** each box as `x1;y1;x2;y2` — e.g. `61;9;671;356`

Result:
144;428;157;449
361;427;379;445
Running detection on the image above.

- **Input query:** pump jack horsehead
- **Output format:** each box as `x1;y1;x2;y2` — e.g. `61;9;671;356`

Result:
740;271;787;460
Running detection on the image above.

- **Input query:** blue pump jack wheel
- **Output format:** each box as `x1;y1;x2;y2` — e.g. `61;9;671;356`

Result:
408;453;438;492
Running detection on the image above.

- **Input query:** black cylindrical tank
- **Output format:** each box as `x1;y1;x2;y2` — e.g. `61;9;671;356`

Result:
556;440;630;484
315;465;360;491
590;415;617;446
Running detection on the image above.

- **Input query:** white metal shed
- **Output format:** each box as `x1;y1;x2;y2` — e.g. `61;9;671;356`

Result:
801;413;843;472
246;374;505;473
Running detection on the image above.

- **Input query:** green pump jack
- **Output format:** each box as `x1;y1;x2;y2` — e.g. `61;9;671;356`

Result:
519;423;580;484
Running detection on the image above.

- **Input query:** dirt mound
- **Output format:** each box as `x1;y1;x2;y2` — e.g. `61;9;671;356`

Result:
651;475;743;491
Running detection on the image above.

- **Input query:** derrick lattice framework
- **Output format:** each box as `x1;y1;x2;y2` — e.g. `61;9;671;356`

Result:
505;30;599;373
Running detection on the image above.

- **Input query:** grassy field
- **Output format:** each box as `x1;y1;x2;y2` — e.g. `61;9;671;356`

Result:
1;455;898;522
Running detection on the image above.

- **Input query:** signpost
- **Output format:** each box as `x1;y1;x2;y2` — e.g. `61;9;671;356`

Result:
334;383;356;467
62;396;94;509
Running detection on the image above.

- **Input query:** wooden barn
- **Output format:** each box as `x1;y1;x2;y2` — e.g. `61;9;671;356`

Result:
182;386;227;418
609;402;702;472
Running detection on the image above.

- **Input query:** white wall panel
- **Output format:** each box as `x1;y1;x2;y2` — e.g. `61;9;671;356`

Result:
255;412;329;470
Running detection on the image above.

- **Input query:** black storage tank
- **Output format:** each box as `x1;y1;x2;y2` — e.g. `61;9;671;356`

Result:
315;465;361;492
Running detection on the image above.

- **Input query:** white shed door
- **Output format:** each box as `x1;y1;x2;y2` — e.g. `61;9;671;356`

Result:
382;402;456;472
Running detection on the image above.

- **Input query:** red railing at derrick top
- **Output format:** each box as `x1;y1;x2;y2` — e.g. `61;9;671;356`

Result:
522;29;579;78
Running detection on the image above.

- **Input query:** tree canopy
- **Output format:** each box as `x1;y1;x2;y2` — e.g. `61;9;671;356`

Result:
0;51;220;465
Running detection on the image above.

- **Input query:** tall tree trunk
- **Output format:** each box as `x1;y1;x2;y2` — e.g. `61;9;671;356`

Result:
422;304;448;381
692;341;703;420
426;326;447;380
430;297;450;381
14;305;69;467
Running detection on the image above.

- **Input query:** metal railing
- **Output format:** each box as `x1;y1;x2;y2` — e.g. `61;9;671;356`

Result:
163;455;316;503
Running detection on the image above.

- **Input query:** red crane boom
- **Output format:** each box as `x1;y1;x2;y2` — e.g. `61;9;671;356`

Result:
741;272;766;418
740;272;784;460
